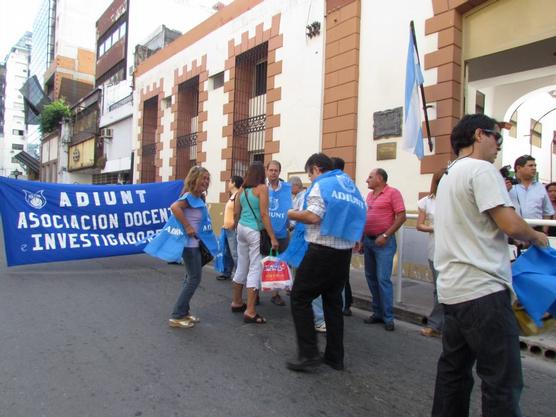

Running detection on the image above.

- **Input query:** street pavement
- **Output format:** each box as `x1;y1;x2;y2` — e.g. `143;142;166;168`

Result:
1;252;555;417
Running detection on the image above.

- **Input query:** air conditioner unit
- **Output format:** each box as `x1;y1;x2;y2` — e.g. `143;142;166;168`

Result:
101;128;113;139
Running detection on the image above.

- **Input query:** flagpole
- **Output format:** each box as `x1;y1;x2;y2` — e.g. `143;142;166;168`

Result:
410;21;433;152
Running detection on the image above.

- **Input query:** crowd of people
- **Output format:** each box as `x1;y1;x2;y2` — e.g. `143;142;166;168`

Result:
156;113;553;416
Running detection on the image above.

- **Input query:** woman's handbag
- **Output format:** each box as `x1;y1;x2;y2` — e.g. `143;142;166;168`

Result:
244;189;272;255
198;239;214;267
259;229;272;255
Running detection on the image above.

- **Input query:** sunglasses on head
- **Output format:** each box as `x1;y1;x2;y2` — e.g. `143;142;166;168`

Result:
482;129;503;146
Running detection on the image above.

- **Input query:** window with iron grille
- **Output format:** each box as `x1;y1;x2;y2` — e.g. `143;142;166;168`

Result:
175;76;199;180
530;119;542;148
231;42;268;178
475;91;485;114
509;111;517;138
140;96;158;183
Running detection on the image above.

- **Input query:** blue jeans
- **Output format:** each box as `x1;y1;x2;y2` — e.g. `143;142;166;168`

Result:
432;290;523;417
363;235;396;323
222;228;238;277
171;247;202;319
313;289;346;326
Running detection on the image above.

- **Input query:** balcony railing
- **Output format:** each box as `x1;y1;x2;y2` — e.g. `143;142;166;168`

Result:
108;94;133;112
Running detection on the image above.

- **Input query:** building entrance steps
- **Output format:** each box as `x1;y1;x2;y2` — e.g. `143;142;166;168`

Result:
347;265;556;364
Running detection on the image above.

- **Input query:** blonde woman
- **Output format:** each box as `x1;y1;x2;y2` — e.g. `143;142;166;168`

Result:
168;166;212;329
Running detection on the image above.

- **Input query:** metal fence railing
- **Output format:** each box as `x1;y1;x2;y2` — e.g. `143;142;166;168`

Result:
394;214;556;304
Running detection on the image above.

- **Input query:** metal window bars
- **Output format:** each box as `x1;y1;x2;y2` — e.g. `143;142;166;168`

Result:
231;42;268;178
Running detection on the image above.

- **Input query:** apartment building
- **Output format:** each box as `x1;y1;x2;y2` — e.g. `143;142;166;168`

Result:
0;32;34;179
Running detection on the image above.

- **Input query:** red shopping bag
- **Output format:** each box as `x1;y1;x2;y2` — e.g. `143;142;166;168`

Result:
261;253;292;292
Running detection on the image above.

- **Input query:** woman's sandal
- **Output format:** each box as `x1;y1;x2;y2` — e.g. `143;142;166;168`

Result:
271;294;286;306
231;303;247;313
243;313;267;324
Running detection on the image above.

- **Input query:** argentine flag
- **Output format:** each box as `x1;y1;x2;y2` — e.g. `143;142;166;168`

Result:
403;31;425;160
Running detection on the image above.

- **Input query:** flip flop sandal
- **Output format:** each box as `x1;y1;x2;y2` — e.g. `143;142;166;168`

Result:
231;303;247;313
243;313;267;324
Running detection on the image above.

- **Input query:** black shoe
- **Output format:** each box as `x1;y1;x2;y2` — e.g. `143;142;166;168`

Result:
286;356;322;372
342;307;352;316
363;315;383;324
216;275;230;281
322;357;344;371
384;322;395;331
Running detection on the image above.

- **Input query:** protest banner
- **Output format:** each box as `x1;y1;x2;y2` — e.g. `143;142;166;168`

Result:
0;177;182;266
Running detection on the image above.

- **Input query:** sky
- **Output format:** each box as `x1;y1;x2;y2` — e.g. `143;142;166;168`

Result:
0;0;43;61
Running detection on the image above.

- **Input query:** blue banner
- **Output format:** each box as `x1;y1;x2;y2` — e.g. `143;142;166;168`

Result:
0;177;183;266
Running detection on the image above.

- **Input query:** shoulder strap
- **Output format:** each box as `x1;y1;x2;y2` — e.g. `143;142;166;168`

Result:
243;188;262;228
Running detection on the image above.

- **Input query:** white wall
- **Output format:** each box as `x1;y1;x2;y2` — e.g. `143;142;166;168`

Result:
357;0;435;210
204;79;228;200
503;89;556;183
101;116;132;174
271;0;325;177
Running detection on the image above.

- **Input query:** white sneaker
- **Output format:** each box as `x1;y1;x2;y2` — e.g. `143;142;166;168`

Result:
168;317;194;328
314;322;327;333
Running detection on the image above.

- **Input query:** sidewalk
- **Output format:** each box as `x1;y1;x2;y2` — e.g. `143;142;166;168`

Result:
348;265;556;363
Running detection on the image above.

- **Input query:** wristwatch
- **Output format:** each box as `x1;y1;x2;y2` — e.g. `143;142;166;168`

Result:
382;233;388;238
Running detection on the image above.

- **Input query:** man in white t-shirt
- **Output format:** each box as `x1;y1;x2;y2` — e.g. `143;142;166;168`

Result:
432;114;548;417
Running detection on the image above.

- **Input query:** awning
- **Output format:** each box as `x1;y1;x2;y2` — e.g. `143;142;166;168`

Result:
14;151;40;174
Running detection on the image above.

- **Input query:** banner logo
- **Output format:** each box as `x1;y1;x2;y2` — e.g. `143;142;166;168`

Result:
23;190;47;209
269;197;279;211
336;175;356;193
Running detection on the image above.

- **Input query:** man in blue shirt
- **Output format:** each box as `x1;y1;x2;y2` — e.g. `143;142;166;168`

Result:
509;155;554;233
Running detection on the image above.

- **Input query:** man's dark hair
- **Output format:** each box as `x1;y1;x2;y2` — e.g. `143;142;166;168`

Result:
304;153;333;174
243;162;266;188
450;113;499;156
375;168;388;183
266;160;281;172
230;175;243;189
546;182;556;191
514;154;535;172
330;157;345;171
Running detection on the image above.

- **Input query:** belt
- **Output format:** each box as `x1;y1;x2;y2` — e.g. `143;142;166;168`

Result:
308;243;351;253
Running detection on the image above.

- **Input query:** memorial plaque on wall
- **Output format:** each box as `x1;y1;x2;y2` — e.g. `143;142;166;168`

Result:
373;107;402;140
377;142;397;161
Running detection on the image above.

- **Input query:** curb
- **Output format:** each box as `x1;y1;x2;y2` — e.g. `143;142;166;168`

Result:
353;295;556;364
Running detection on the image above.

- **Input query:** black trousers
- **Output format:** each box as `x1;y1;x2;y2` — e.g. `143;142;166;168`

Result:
290;243;352;365
344;278;353;307
432;290;523;417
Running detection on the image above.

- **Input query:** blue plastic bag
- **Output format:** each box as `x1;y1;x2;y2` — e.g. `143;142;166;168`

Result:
143;216;186;262
512;245;556;327
214;229;234;274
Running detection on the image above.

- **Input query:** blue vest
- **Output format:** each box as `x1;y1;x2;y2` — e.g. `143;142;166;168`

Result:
279;170;365;267
268;181;292;239
144;193;219;262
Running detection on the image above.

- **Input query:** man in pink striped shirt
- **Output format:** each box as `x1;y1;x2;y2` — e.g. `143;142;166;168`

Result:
359;168;406;331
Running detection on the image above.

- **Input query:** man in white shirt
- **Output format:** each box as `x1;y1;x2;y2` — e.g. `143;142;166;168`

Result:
432;114;548;417
509;154;554;233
